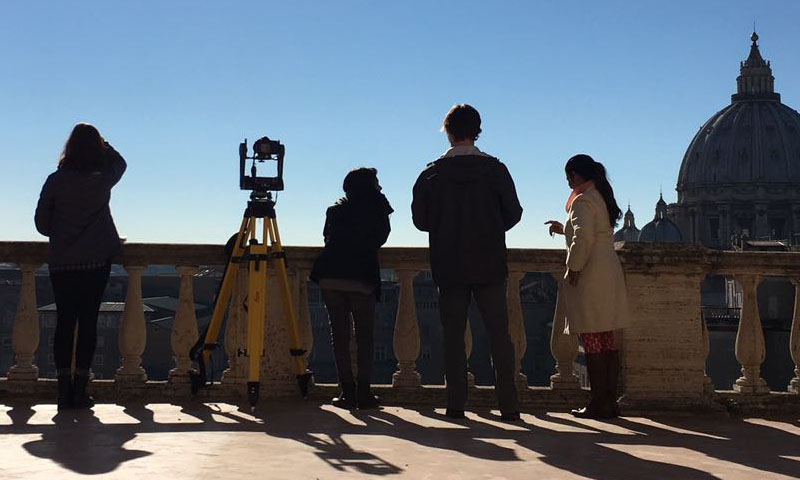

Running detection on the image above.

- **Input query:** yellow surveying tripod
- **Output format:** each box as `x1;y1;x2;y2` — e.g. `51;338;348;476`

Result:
190;137;311;408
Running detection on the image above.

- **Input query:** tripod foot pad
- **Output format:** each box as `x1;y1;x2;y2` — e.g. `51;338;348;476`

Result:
297;372;313;399
247;381;260;408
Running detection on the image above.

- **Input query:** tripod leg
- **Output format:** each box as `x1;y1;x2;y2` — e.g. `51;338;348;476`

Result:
268;217;312;398
190;217;250;394
245;224;268;409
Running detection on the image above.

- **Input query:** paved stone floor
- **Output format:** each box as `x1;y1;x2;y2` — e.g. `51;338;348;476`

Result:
0;400;799;479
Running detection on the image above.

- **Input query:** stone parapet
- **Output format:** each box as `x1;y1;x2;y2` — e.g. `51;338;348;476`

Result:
1;241;799;413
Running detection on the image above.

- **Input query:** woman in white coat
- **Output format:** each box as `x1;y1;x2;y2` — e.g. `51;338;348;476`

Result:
546;154;629;418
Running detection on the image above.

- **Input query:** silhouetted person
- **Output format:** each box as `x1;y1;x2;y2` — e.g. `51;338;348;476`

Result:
412;104;522;421
545;154;630;418
310;168;393;409
35;123;126;410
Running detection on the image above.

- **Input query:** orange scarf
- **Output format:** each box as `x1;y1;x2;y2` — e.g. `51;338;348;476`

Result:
565;180;594;213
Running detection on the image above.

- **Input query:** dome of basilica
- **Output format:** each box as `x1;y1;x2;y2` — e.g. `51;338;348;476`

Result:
677;32;800;196
669;33;800;249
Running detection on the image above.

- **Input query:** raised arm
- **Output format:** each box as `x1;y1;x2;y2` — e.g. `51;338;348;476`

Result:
104;142;127;187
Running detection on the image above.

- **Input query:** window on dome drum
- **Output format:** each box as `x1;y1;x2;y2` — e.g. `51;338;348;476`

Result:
709;218;720;244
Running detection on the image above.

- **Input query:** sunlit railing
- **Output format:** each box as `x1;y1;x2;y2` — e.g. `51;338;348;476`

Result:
1;241;798;409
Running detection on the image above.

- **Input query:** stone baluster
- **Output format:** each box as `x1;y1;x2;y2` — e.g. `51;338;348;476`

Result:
549;274;580;390
733;274;769;393
8;264;40;381
116;265;147;383
223;267;247;383
789;278;800;394
169;266;198;383
392;269;421;388
465;320;475;387
507;271;528;389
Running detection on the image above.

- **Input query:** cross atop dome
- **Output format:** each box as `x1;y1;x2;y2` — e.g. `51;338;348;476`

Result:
733;31;780;102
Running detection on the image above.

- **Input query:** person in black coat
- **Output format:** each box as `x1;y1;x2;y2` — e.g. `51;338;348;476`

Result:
35;123;126;410
310;167;393;409
412;104;523;421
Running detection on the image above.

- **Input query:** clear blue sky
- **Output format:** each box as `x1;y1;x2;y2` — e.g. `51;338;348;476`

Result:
2;1;799;248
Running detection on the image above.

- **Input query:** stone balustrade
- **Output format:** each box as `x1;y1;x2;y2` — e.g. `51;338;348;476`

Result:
0;241;799;411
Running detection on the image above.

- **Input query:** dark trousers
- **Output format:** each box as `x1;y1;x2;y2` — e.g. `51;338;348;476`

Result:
50;266;110;370
321;288;376;390
439;282;518;413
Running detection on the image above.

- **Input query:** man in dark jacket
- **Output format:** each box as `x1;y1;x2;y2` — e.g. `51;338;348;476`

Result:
412;104;523;421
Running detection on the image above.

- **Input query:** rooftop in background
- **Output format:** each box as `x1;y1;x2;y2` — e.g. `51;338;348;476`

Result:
37;302;154;313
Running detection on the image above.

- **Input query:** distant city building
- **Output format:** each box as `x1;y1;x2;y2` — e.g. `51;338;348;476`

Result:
37;302;154;379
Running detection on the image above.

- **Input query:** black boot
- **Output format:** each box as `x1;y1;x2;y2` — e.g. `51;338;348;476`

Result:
357;383;380;410
72;372;95;409
605;350;621;417
57;372;73;410
332;382;356;410
572;353;613;419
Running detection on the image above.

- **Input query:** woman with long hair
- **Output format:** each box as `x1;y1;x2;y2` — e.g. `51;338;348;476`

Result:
309;167;393;410
545;154;629;418
35;123;127;410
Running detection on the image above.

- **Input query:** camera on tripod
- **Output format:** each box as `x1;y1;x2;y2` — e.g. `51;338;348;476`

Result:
239;136;285;192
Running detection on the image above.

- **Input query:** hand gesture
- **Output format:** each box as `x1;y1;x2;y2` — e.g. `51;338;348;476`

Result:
545;220;564;236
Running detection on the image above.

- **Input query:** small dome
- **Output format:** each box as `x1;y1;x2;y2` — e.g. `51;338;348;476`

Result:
614;206;640;242
638;196;684;242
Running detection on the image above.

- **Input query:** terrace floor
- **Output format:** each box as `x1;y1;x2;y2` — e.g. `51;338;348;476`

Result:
1;400;799;480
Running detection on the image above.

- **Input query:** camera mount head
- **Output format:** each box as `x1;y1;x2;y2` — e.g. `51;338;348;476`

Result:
239;136;285;194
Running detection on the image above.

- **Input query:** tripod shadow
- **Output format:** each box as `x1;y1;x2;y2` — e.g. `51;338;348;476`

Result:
252;403;403;475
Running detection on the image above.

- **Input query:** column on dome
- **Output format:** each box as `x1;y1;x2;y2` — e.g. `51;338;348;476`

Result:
755;203;769;239
719;204;731;249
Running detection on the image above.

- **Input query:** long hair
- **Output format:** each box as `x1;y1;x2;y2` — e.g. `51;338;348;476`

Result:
58;123;105;172
565;154;622;228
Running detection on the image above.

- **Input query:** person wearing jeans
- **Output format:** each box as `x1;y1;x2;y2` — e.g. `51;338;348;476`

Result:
35;123;126;410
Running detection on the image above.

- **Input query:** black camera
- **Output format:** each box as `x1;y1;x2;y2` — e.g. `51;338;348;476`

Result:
239;136;285;192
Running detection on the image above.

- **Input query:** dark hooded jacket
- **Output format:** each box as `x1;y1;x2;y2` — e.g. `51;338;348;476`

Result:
34;147;126;269
310;191;393;298
411;154;522;286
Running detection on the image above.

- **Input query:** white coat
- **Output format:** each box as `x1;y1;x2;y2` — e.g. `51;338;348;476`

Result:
562;186;630;334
